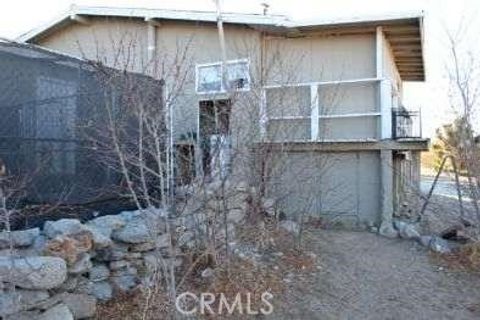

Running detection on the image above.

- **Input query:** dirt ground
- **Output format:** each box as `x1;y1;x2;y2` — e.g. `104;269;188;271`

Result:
273;229;480;320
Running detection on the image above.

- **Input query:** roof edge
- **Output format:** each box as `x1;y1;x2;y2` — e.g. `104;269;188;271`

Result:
16;5;289;42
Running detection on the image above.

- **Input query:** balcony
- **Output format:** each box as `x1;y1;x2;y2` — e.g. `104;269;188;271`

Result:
392;108;422;139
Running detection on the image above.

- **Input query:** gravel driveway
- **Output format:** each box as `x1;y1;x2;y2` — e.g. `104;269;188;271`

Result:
274;230;480;320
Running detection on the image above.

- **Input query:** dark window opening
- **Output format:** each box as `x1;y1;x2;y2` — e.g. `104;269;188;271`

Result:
199;99;232;180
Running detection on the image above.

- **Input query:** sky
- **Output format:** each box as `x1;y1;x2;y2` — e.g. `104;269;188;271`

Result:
1;0;479;137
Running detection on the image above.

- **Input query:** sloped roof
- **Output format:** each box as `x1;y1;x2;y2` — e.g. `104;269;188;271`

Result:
17;5;425;81
0;38;91;71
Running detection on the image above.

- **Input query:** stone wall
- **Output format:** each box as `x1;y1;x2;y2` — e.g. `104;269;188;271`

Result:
0;182;256;319
0;210;165;318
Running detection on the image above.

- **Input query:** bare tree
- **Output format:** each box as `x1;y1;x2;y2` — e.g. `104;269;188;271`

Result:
445;25;480;220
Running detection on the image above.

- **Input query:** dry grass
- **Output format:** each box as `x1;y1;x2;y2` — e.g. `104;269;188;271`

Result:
94;218;315;319
437;242;480;273
95;288;172;320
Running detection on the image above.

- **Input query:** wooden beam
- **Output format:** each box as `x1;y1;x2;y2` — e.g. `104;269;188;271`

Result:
286;26;376;38
396;62;424;67
253;139;430;152
383;25;419;34
388;36;421;43
398;68;425;72
393;44;423;50
394;52;423;57
395;56;423;60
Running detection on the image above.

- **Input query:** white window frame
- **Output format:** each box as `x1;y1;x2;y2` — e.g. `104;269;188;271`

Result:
195;58;250;94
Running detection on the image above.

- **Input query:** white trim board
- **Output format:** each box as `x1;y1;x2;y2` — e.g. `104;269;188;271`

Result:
318;112;381;119
264;77;382;89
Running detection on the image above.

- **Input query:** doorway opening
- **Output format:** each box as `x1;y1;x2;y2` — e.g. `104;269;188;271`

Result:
199;99;232;180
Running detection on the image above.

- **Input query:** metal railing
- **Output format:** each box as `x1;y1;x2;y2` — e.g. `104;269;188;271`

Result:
392;108;422;139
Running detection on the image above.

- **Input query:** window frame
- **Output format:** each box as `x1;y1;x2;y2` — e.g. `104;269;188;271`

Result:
195;58;250;94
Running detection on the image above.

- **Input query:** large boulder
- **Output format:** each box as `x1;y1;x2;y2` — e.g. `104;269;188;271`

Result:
120;209;167;230
0;228;40;249
95;243;129;261
112;217;159;244
394;220;421;240
87;215;125;236
68;253;92;274
43;219;85;239
60;293;96;319
0;256;67;289
83;226;112;249
37;303;73;320
90;281;113;301
84;215;125;249
0;289;49;316
111;271;137;293
44;231;93;265
73;276;94;295
5;310;41;320
89;264;110;282
429;236;452;254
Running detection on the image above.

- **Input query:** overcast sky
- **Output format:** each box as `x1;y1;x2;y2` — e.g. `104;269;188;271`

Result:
1;0;479;137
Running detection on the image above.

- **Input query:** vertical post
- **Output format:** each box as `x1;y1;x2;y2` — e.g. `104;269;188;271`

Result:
377;26;395;237
376;26;392;140
380;80;393;139
310;84;319;141
376;26;383;79
379;149;396;237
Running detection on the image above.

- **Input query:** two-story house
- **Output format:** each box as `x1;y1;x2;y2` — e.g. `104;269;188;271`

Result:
18;6;429;232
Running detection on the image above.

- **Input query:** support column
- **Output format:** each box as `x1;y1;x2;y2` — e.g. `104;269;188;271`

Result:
380;80;392;139
379;149;397;237
376;26;393;140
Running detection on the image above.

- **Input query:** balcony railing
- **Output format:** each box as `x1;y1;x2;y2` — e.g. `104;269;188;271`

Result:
392;108;422;139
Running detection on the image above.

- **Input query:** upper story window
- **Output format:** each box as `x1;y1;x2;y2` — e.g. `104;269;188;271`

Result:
196;59;250;94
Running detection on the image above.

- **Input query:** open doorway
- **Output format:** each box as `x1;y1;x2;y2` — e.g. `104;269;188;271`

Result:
199;99;232;180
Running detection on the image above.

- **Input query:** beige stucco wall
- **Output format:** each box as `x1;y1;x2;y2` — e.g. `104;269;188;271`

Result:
40;18;149;73
37;20;383;143
153;21;262;142
265;34;376;84
37;19;262;142
382;35;403;102
33;18;412;227
264;34;379;140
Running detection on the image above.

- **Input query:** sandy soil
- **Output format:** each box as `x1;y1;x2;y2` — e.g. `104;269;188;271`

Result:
273;230;480;320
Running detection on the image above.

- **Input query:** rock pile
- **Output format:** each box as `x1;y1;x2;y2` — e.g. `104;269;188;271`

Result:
379;219;455;254
0;208;178;319
0;181;278;319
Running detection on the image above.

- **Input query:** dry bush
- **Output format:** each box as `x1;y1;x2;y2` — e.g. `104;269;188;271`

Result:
93;218;315;319
437;242;480;272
